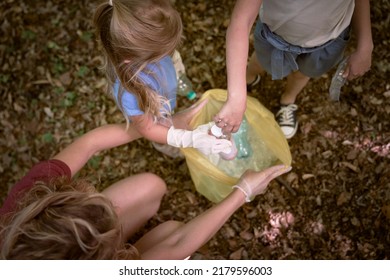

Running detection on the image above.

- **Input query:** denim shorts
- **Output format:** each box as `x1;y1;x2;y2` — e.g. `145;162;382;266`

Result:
253;20;351;79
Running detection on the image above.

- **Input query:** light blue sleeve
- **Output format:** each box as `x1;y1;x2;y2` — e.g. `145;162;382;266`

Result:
112;56;178;118
157;56;177;111
112;81;144;116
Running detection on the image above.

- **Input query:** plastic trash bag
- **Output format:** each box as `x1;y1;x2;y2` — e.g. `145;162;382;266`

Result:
181;89;292;203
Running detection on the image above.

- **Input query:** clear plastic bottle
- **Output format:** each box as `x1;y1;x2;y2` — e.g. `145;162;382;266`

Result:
177;73;197;101
329;57;348;101
209;124;237;160
172;50;197;101
232;116;253;159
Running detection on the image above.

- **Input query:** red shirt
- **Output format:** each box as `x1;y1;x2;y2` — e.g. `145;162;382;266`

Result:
0;159;71;215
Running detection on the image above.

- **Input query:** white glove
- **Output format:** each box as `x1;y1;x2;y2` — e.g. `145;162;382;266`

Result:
233;165;292;202
167;122;232;155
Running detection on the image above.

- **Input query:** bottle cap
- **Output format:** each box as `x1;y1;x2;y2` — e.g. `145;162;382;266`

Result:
186;91;197;100
210;125;223;137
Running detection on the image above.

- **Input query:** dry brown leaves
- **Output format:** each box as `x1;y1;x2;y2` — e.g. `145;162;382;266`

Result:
0;0;389;259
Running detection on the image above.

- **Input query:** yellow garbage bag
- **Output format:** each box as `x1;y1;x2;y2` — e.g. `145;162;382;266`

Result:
181;89;292;203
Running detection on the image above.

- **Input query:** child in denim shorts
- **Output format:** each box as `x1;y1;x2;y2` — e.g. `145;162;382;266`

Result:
213;0;373;139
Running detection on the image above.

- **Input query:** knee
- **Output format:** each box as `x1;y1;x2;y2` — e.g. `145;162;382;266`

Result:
145;172;167;197
138;173;167;211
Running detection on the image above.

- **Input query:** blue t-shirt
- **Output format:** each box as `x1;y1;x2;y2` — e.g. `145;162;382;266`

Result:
113;56;177;117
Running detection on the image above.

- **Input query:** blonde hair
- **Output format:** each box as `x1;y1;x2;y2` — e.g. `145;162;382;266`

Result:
93;0;183;124
0;177;139;259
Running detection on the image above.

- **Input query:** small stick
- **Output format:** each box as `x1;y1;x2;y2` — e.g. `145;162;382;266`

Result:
275;177;297;196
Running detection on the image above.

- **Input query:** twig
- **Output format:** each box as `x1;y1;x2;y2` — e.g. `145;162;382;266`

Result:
275;177;297;196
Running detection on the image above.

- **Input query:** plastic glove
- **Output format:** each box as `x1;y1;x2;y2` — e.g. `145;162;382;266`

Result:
167;122;232;155
233;165;292;202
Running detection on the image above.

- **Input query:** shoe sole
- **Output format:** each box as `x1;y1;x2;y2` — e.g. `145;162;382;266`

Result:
283;122;298;139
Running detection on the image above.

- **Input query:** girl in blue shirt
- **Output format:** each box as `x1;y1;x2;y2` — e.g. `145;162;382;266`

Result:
93;0;231;156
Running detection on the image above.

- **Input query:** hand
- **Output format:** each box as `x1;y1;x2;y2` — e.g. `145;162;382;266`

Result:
213;98;246;134
172;99;209;130
167;122;232;155
234;165;292;202
192;122;233;155
343;49;372;81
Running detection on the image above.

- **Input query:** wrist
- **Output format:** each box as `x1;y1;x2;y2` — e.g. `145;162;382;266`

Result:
232;185;251;202
356;40;374;54
167;127;193;148
227;93;246;105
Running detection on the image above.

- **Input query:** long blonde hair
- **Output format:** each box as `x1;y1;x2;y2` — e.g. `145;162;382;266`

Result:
0;177;139;259
93;0;183;123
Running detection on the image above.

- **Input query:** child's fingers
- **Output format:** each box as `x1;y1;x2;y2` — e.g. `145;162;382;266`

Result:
264;164;291;181
342;63;350;79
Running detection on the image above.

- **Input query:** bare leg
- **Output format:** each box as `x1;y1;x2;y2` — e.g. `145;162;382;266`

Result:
280;70;310;105
102;173;167;241
246;52;265;84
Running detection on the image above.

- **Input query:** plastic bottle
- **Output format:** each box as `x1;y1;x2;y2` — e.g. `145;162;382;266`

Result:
209;124;237;160
177;73;197;101
172;50;197;101
329;57;348;101
232;116;253;159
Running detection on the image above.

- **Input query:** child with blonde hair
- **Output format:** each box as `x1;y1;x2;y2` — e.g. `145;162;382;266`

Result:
93;0;231;157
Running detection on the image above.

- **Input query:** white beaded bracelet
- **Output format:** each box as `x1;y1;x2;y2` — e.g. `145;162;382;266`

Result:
232;185;251;202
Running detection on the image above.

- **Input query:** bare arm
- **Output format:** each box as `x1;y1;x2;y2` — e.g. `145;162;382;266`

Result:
53;124;141;177
214;0;262;133
54;99;211;173
130;98;210;143
344;0;373;80
139;189;247;259
130;114;170;144
138;165;290;260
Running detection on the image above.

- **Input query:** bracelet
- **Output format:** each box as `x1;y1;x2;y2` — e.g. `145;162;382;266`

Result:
232;185;251;202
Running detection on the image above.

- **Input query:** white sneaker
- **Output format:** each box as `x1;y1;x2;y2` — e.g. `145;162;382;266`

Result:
276;104;298;139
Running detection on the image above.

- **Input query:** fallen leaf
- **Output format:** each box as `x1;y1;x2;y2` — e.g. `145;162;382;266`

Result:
337;192;352;206
229;247;244;260
340;161;359;172
302;174;315;180
381;205;390;219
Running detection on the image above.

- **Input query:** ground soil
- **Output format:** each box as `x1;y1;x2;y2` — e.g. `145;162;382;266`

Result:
0;0;389;259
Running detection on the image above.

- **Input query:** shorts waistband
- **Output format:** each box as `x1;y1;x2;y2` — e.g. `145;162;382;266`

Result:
260;22;344;79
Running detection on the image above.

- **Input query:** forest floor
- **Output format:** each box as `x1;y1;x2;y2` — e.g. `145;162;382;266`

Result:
0;0;389;259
